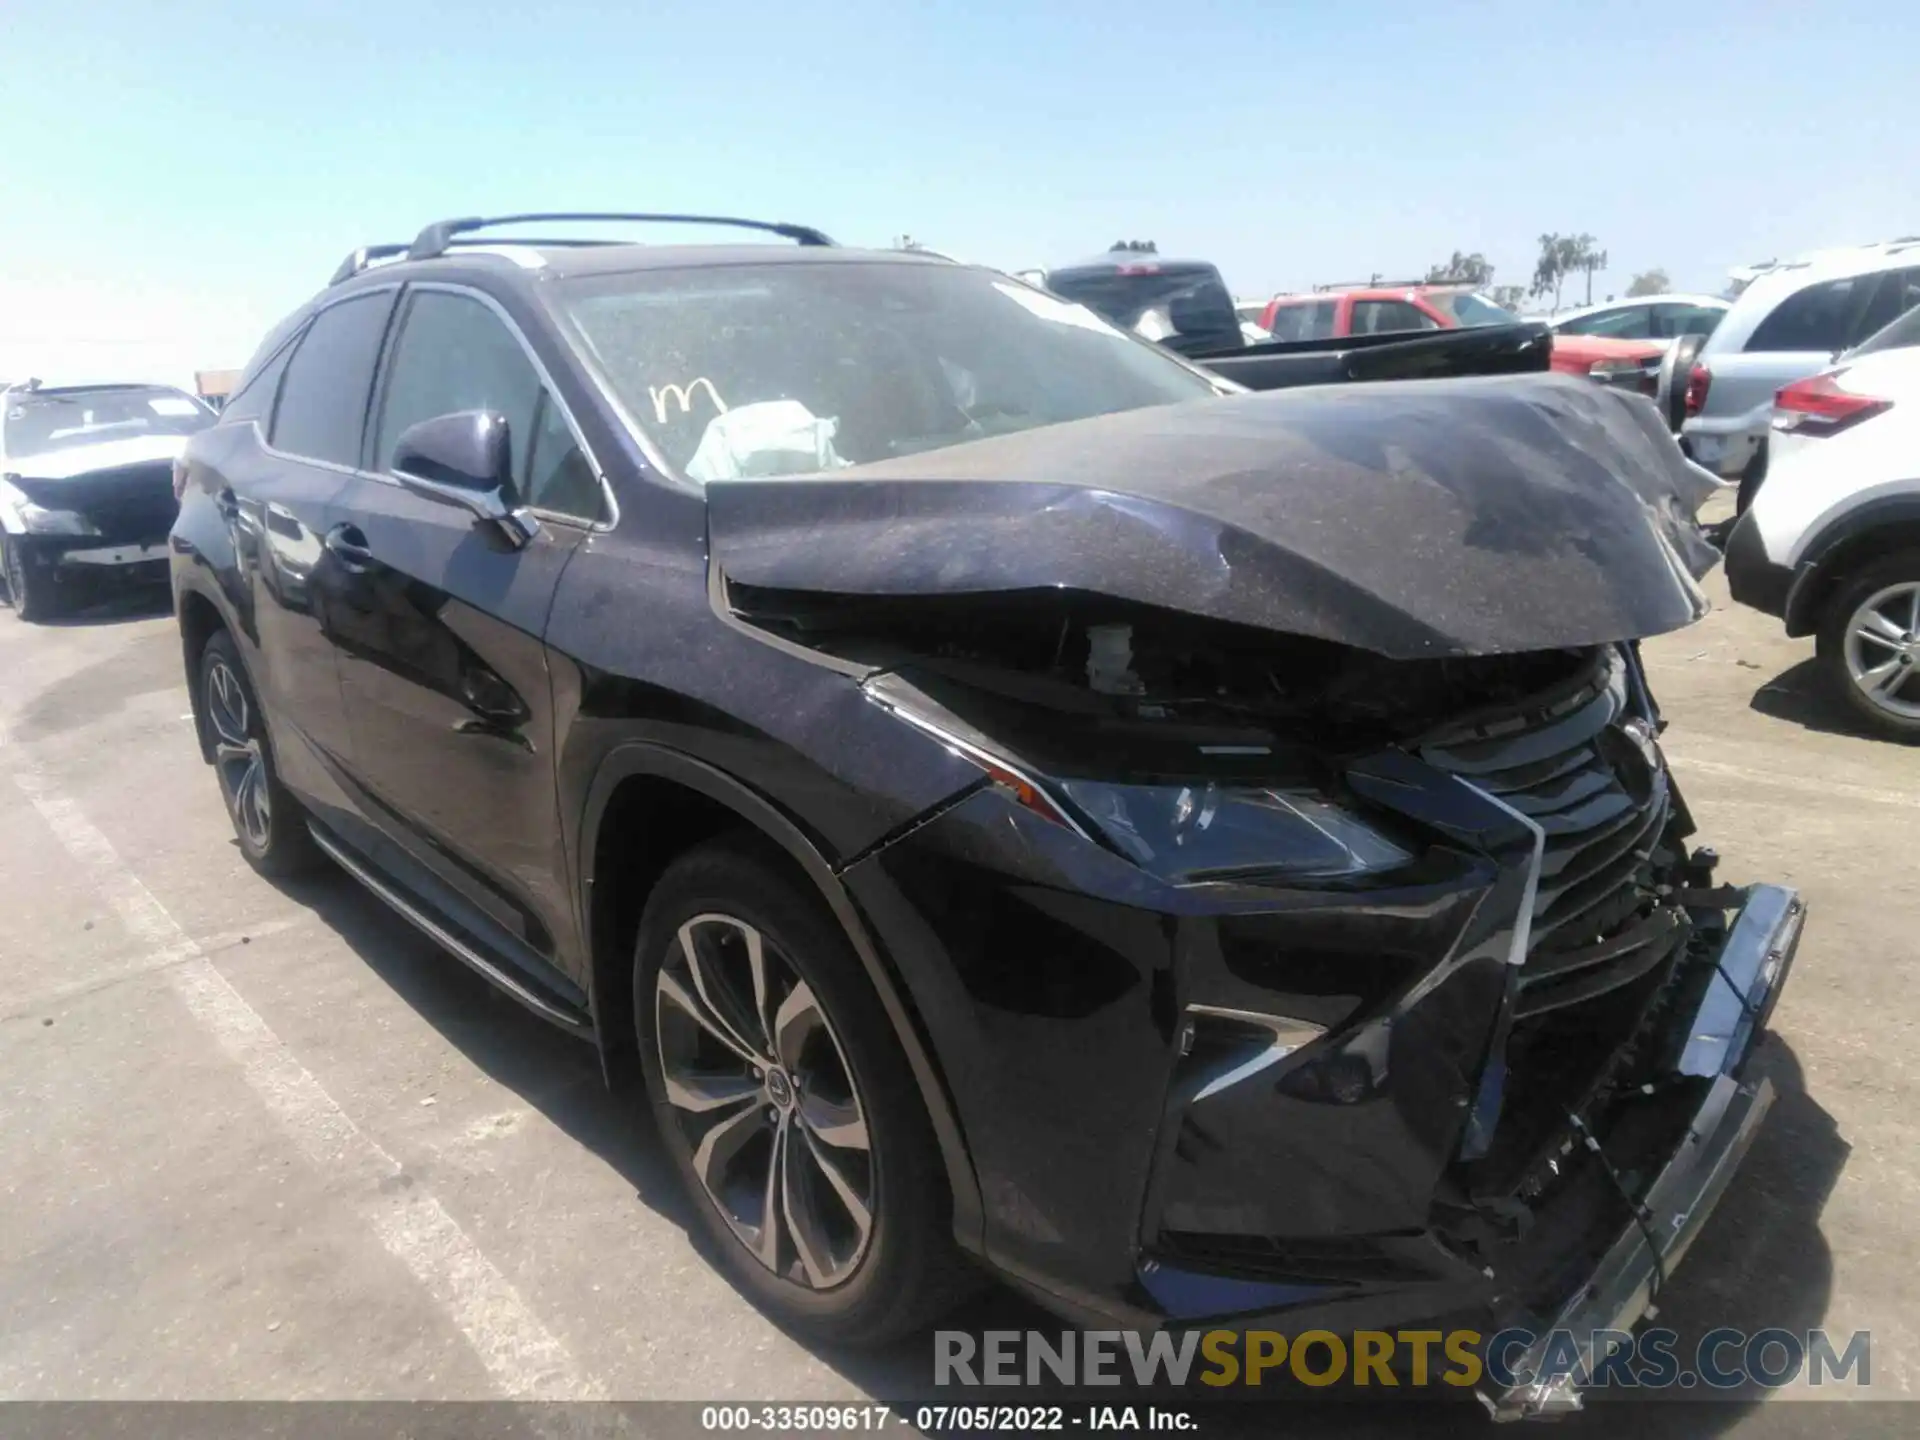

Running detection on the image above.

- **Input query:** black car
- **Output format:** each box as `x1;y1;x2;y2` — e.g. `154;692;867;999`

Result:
172;213;1802;1417
3;381;214;620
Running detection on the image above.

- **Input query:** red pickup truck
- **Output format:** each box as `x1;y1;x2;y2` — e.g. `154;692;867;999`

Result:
1262;285;1665;392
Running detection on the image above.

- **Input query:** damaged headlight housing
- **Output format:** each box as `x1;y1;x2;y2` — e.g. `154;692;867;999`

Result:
17;500;100;536
1057;778;1413;882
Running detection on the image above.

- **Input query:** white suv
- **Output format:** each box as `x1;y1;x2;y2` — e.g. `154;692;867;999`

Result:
1724;303;1920;739
1684;238;1920;507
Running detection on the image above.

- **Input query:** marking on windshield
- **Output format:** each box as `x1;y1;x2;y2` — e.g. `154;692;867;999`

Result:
649;377;729;424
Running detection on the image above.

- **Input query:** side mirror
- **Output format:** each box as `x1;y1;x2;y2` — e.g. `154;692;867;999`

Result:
391;410;540;548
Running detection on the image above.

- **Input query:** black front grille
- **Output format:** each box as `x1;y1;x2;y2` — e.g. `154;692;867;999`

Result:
1418;647;1684;1019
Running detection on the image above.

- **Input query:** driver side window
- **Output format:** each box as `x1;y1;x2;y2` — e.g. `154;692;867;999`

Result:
375;290;602;520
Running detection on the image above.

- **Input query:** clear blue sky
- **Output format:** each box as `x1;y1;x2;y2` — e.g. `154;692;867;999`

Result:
3;0;1915;379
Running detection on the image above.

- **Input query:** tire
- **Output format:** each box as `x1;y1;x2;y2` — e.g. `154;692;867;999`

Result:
198;630;323;875
2;535;60;623
1815;549;1920;743
633;837;971;1344
1656;333;1706;434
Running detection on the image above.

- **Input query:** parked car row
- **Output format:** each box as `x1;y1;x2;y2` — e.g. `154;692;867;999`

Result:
140;212;1802;1421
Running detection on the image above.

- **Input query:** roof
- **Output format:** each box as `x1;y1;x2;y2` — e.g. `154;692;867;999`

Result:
334;240;947;290
3;380;191;398
1046;254;1224;279
1267;287;1422;305
1551;294;1729;323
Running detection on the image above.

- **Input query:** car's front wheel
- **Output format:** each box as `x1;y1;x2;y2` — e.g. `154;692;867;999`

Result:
633;838;970;1344
1817;550;1920;743
2;536;59;623
199;630;322;875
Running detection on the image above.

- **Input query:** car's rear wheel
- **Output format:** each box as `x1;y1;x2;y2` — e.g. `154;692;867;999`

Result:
1817;551;1920;743
633;838;970;1343
2;536;59;623
199;631;322;875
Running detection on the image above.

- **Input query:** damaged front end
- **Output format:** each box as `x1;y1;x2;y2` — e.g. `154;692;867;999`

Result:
711;377;1795;1420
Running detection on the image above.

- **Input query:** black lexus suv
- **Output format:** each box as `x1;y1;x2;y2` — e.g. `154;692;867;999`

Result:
172;213;1804;1418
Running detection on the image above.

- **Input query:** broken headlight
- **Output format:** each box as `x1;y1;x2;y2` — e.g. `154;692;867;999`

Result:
1057;779;1413;882
18;501;100;536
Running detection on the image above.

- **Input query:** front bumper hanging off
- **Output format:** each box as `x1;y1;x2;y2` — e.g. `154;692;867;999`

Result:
1480;883;1805;1422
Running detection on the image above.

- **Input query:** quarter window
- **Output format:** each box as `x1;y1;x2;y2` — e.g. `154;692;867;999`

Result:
270;293;394;466
223;327;303;426
374;290;601;519
1349;300;1436;335
1746;277;1861;354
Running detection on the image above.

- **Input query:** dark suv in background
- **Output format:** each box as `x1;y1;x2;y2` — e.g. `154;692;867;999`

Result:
171;213;1802;1418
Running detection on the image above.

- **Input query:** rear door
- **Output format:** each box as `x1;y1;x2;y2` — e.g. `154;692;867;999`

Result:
222;288;396;802
327;283;607;985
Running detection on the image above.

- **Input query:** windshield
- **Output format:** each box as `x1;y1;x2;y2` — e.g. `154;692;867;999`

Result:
1426;291;1521;328
560;261;1223;480
4;386;213;460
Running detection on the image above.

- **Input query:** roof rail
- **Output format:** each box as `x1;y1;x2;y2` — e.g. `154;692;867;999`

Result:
329;244;413;286
405;212;835;263
1311;277;1425;292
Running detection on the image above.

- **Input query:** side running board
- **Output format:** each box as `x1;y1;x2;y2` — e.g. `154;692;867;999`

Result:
307;821;593;1038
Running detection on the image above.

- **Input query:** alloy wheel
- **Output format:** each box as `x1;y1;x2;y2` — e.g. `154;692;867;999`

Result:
1842;581;1920;723
654;912;875;1289
206;657;272;849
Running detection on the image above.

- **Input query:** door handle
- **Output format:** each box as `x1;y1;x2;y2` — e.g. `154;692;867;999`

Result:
323;524;374;572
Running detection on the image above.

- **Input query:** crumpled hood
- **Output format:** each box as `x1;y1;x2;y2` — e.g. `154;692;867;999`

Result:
706;374;1720;660
5;433;188;482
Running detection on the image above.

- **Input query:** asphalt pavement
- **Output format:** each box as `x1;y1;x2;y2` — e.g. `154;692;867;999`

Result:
2;507;1916;1436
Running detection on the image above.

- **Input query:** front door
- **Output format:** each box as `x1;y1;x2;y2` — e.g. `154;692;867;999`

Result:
328;284;608;982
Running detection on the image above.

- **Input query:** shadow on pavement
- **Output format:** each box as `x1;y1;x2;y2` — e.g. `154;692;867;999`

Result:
268;866;691;1227
271;863;1852;1435
15;581;173;629
1749;656;1905;744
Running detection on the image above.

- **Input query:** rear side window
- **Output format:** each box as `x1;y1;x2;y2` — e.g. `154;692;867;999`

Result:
1658;304;1723;338
1559;306;1654;339
1299;300;1337;340
1745;276;1860;354
1846;281;1920;358
1266;304;1310;341
222;327;303;426
271;292;395;466
1847;268;1920;347
1350;300;1435;336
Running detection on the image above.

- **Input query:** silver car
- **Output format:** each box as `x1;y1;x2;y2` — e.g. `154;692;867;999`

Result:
1684;238;1920;505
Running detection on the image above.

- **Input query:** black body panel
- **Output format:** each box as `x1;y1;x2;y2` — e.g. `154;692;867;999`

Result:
709;376;1720;660
166;240;1791;1367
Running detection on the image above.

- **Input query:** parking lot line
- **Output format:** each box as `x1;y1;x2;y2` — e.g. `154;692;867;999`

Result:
7;758;602;1402
1662;748;1920;811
